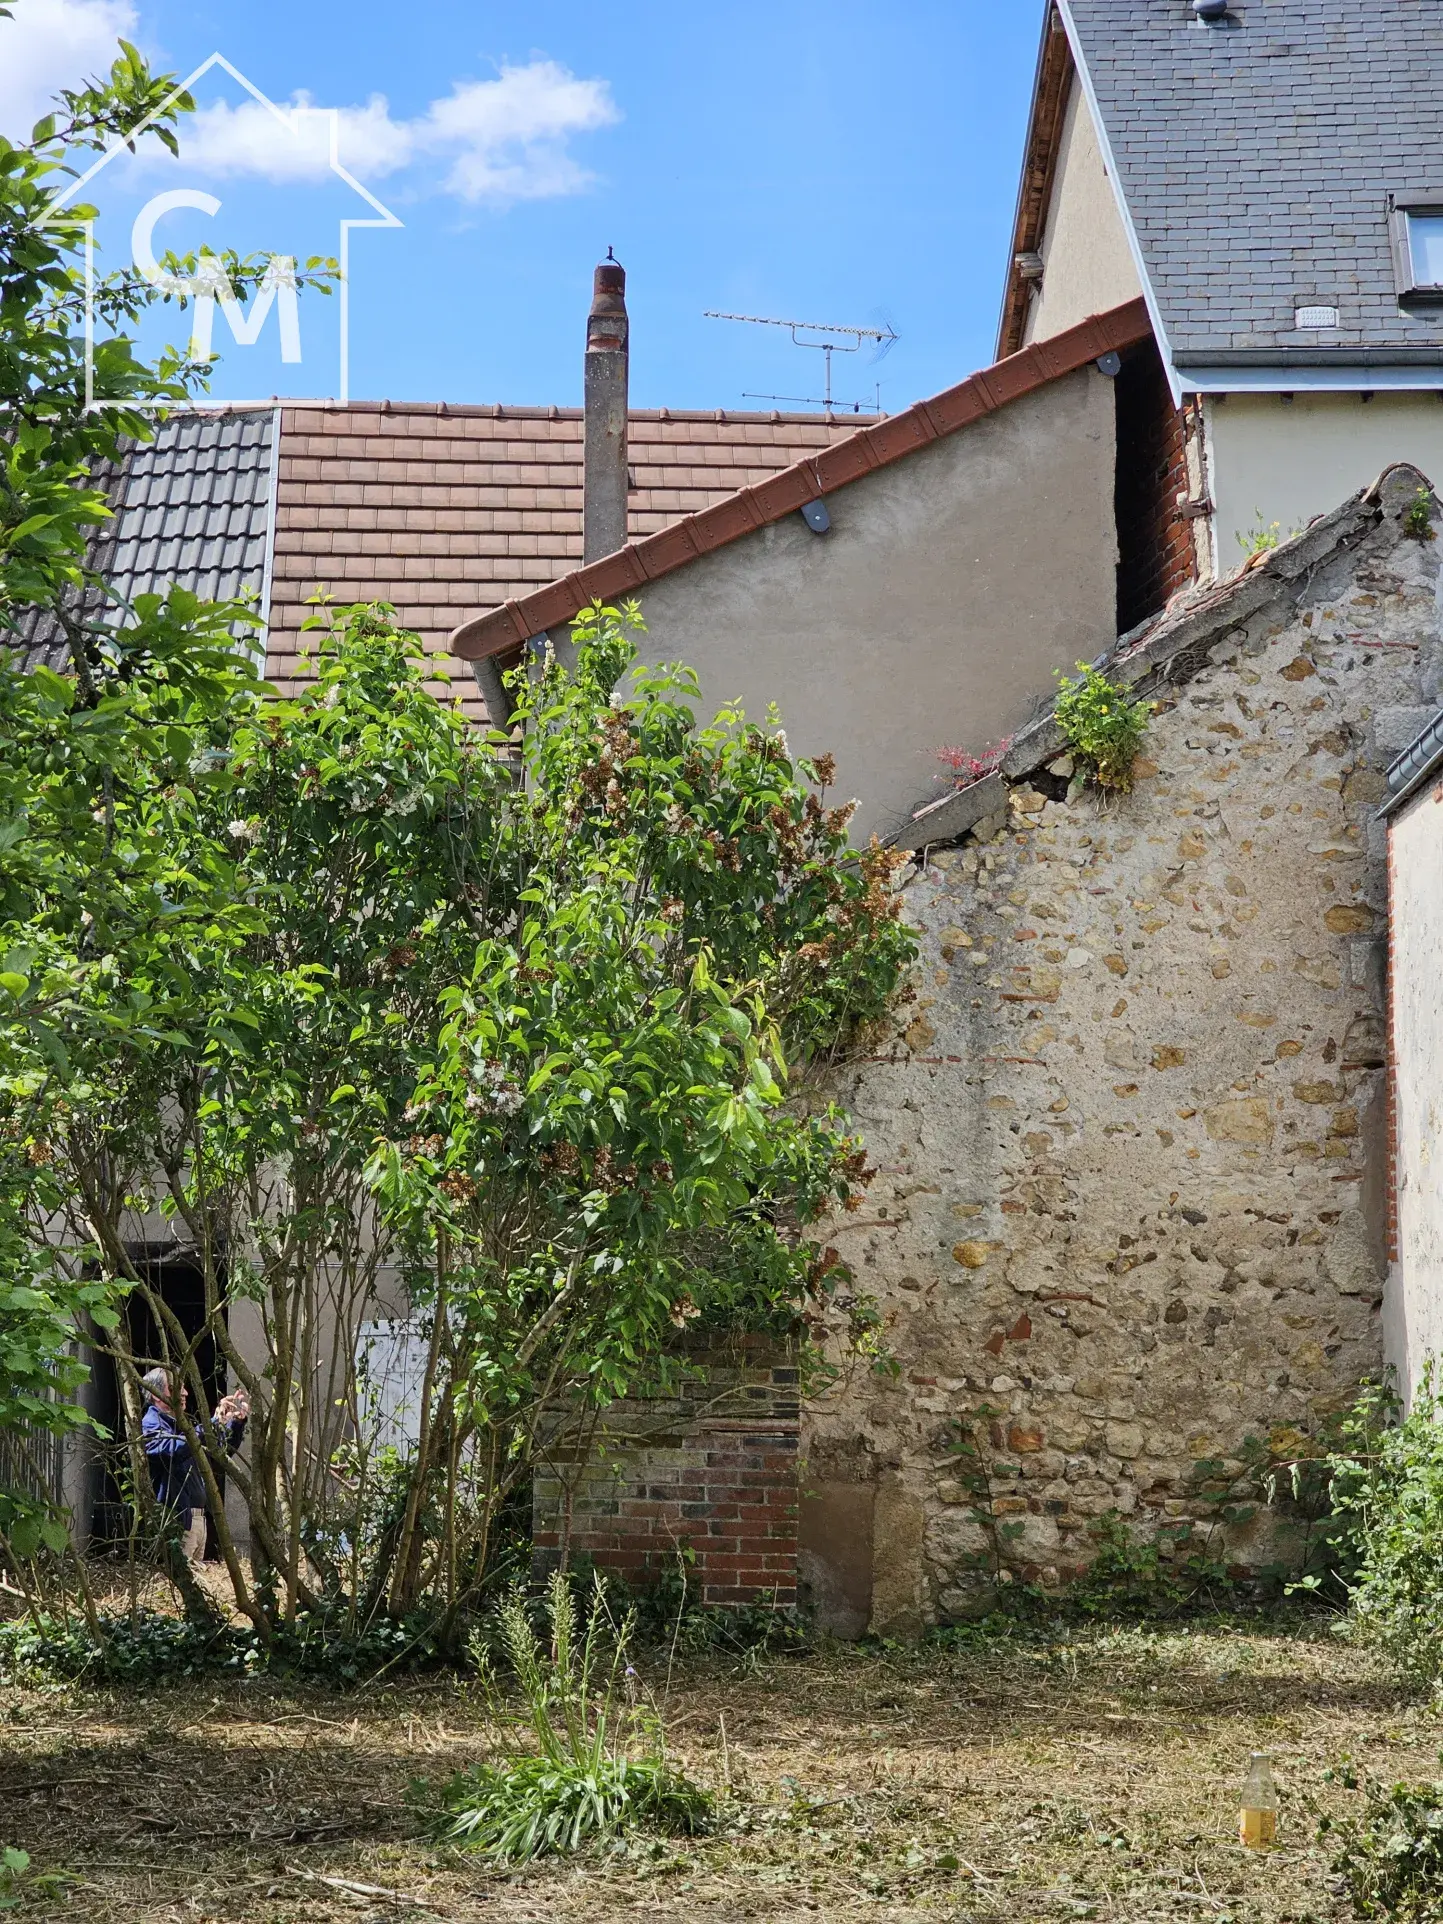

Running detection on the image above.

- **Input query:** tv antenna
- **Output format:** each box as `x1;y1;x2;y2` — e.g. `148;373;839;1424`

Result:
704;308;898;414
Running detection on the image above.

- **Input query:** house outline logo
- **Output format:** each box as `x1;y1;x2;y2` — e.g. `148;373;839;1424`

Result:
35;51;402;409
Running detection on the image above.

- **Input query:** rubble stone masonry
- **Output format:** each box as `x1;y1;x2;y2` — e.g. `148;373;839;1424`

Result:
807;465;1443;1632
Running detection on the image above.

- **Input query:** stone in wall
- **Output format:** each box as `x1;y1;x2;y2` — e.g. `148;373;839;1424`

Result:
806;466;1437;1632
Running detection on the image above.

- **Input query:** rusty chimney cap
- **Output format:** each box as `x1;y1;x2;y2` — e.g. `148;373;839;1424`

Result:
591;248;626;310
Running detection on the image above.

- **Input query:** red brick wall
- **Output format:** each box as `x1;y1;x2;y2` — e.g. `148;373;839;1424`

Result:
1114;338;1196;634
532;1339;800;1608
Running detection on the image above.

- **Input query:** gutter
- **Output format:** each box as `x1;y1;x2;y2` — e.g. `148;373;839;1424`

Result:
1379;707;1443;819
1177;349;1443;396
1176;347;1443;369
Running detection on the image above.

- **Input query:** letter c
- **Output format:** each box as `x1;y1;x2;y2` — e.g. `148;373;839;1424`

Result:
131;188;222;296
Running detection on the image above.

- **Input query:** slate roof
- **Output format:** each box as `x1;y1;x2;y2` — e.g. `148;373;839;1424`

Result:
1062;0;1443;367
113;411;276;608
7;411;276;672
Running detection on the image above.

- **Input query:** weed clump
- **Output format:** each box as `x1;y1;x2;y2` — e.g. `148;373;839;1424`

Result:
1323;1373;1443;1684
430;1570;711;1863
1319;1760;1443;1920
1052;661;1152;793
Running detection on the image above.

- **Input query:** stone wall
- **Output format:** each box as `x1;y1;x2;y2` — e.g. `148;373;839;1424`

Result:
803;465;1441;1633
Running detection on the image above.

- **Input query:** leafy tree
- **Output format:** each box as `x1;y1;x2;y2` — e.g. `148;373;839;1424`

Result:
368;609;913;1624
3;593;912;1633
0;17;913;1637
0;19;328;1602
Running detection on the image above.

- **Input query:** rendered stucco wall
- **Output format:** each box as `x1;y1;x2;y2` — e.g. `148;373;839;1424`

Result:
1388;775;1443;1397
585;368;1118;845
803;472;1439;1631
1022;85;1142;350
1208;394;1443;566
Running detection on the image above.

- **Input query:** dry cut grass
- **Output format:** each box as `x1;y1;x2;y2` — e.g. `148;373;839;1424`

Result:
0;1614;1434;1922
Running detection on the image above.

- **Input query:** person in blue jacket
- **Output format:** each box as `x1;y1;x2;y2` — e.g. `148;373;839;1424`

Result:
139;1367;249;1563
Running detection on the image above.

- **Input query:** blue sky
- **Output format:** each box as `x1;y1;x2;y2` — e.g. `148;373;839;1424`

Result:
4;0;1045;411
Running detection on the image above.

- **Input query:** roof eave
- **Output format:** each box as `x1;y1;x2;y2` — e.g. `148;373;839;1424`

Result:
996;6;1075;361
449;295;1154;664
1180;353;1443;393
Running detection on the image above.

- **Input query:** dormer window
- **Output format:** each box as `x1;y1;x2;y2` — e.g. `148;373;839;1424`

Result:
1390;195;1443;301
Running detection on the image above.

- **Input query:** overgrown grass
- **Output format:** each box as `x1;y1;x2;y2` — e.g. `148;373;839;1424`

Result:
0;1615;1415;1921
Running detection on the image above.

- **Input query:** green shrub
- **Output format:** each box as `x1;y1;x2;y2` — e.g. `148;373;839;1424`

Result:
0;1604;446;1688
1052;662;1152;793
616;1547;809;1660
1319;1761;1443;1920
432;1570;711;1862
1324;1375;1443;1682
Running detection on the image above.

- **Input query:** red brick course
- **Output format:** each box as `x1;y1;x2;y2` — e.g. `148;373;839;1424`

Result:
1114;336;1196;633
533;1339;800;1610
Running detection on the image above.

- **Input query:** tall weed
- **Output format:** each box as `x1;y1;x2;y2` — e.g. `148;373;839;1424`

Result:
1325;1373;1443;1682
432;1570;711;1862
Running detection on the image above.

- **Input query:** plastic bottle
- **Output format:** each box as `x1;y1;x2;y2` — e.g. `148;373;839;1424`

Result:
1238;1752;1278;1847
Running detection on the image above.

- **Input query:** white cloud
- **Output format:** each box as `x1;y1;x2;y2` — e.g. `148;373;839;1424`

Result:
174;60;619;205
421;65;618;202
0;0;139;138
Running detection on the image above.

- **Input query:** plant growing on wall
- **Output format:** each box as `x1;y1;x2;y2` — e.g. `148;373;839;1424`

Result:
935;738;1012;789
1052;662;1153;794
1236;511;1283;558
1404;486;1436;541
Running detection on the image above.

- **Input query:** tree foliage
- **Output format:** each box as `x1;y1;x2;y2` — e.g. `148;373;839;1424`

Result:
0;15;914;1635
2;597;914;1632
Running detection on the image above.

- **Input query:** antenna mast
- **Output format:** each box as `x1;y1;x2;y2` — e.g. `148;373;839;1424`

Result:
704;309;898;413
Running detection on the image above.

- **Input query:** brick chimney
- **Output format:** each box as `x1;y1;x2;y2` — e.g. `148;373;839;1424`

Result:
583;251;629;564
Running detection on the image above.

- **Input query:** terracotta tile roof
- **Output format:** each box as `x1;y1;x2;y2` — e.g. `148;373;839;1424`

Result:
449;298;1154;665
267;403;867;711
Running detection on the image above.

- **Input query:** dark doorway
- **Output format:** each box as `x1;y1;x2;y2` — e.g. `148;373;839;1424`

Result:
88;1256;227;1553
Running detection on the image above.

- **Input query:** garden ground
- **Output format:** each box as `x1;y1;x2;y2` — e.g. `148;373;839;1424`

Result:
0;1615;1428;1922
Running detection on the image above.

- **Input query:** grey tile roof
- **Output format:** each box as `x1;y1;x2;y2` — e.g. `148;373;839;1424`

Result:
5;409;276;672
1066;0;1443;362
